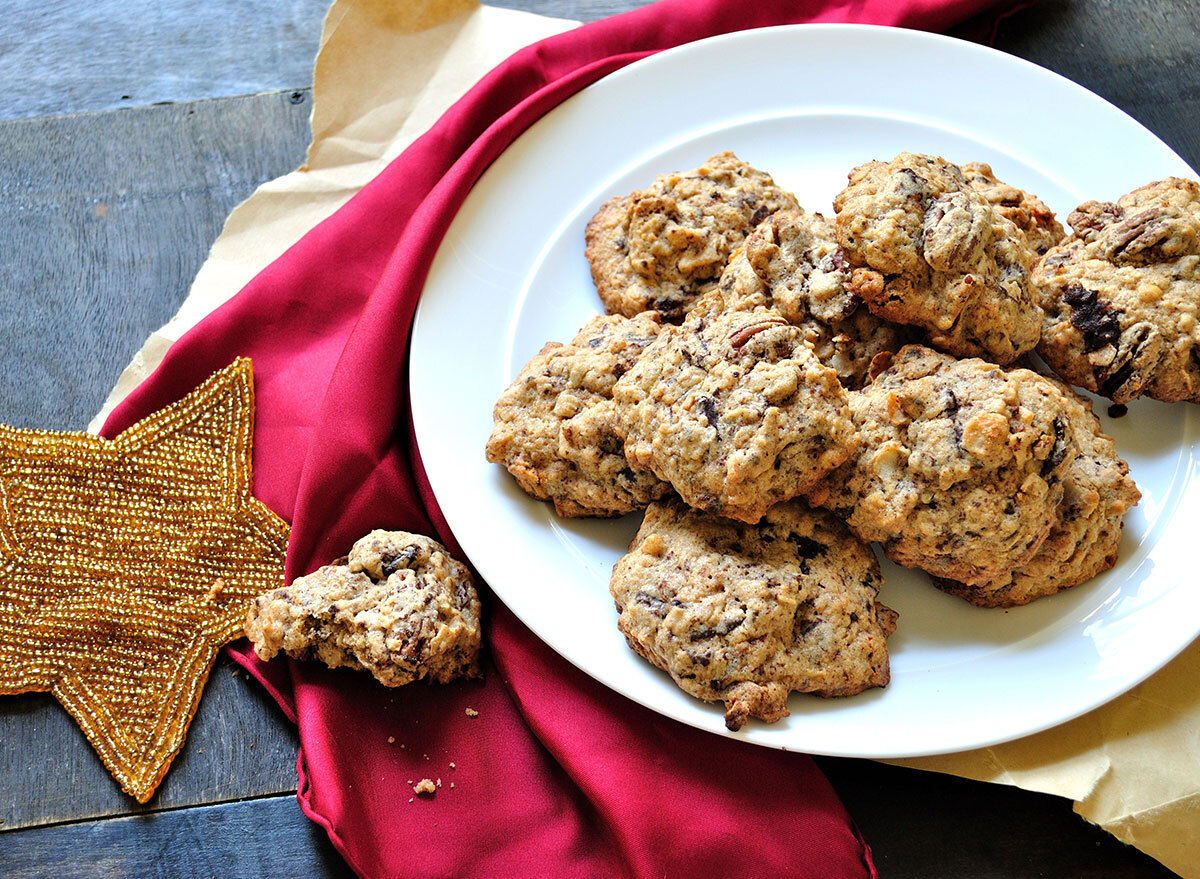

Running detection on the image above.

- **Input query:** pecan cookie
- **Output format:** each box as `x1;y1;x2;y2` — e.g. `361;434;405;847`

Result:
834;152;1041;364
585;152;799;321
961;162;1065;255
245;530;482;686
807;345;1078;586
486;313;670;517
613;309;858;523
1033;177;1200;403
933;380;1140;607
700;209;917;389
610;498;897;731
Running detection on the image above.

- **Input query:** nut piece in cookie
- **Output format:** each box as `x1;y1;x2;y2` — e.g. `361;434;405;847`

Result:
808;345;1078;587
584;152;799;321
961;162;1065;256
1033;177;1200;403
613;309;858;523
932;379;1139;607
610;498;897;731
486;313;670;517
702;209;917;389
245;530;482;686
833;152;1041;364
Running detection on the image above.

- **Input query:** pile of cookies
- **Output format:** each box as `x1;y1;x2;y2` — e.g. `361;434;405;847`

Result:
487;150;1197;730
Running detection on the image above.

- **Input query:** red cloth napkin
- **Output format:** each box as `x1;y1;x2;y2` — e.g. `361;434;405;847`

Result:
104;1;1030;876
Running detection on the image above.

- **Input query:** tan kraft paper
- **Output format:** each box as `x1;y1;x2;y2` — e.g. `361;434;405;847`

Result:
92;2;1200;874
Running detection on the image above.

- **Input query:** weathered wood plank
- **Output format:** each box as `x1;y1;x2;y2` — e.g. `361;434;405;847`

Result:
992;0;1200;170
0;88;312;431
0;0;330;121
0;795;356;879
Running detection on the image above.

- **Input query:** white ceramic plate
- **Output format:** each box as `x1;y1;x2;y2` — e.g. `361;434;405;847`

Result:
410;24;1200;757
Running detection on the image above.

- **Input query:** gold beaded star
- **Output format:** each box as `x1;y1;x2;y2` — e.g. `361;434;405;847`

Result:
0;358;289;802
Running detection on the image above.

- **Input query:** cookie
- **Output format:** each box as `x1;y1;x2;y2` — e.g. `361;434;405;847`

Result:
486;313;670;517
585;152;800;321
610;498;897;730
702;209;917;389
807;345;1078;586
932;380;1140;606
245;530;482;686
1033;177;1200;403
612;309;858;523
834;152;1042;364
961;162;1065;255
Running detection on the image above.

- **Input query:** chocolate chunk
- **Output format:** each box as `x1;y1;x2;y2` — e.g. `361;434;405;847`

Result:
381;544;421;578
785;534;826;559
1041;415;1070;477
698;396;720;433
1063;283;1122;350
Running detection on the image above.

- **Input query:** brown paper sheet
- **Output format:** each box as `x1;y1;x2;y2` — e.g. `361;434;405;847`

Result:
92;1;1200;873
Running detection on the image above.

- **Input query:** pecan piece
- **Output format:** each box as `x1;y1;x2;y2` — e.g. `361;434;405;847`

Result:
727;314;788;348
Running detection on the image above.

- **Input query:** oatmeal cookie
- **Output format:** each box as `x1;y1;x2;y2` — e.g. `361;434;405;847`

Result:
585;152;799;321
933;380;1140;606
612;309;858;523
486;313;670;517
610;498;897;731
962;162;1065;255
245;530;482;686
834;152;1041;364
1033;177;1200;403
807;345;1078;586
701;209;916;389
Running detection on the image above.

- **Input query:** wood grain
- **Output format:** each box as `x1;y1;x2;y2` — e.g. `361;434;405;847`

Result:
0;88;312;431
0;0;330;121
0;795;356;879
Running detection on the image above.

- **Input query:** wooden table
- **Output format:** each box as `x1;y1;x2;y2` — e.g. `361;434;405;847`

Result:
1;1;1195;875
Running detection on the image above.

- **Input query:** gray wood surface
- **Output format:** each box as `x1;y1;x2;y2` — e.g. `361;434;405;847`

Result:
0;0;1197;876
0;0;329;121
0;87;312;431
0;795;355;878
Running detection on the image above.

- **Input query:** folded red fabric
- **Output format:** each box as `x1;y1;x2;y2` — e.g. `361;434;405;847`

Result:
104;1;1028;876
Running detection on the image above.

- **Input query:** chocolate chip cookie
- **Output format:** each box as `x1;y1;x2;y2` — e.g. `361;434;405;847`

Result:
610;498;897;730
612;309;858;523
834;152;1042;364
962;162;1065;256
807;345;1078;586
245;530;482;686
932;379;1140;606
701;209;917;389
1033;177;1200;403
486;313;670;517
585;152;799;321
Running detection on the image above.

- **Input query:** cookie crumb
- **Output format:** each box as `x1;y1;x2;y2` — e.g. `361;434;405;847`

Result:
436;777;442;788
413;778;436;796
449;762;455;770
465;708;479;717
387;736;395;744
450;782;455;789
408;797;413;803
